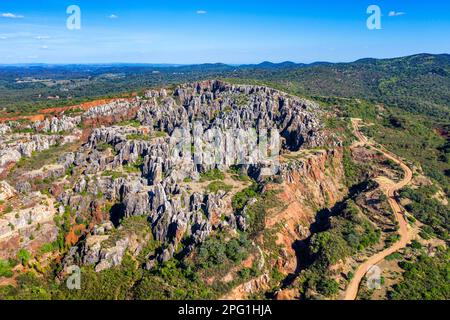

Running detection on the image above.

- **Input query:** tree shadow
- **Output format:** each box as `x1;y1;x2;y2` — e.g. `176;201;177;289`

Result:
109;203;125;227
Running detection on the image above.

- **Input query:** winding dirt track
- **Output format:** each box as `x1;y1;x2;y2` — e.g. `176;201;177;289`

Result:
343;119;413;300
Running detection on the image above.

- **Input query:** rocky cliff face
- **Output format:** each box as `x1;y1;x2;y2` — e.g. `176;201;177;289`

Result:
266;148;347;274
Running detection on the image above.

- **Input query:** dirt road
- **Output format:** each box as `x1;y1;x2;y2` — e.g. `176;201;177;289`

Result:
343;119;413;300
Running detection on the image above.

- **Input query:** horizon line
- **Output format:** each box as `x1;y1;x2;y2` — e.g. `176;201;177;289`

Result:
0;53;448;67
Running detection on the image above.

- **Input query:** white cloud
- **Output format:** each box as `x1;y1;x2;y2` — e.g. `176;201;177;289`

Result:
388;11;406;17
40;45;49;49
35;35;50;40
109;14;118;19
1;12;24;19
196;10;207;15
0;36;7;40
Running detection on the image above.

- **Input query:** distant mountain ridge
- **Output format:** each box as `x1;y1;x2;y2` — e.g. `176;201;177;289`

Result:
0;53;448;119
2;53;448;69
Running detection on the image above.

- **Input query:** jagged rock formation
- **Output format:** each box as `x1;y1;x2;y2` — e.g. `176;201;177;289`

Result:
0;191;58;259
33;116;81;133
0;127;81;178
0;124;10;135
2;80;336;273
0;181;16;202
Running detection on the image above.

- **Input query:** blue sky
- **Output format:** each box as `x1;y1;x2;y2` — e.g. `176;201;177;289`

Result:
0;0;449;64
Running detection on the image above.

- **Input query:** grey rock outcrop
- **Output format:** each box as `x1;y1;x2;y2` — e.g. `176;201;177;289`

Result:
55;80;328;271
33;116;81;133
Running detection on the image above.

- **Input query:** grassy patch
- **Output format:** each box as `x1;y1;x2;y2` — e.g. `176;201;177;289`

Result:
96;142;116;153
101;170;125;180
245;189;282;237
231;183;259;212
12;142;76;174
200;169;225;182
206;181;233;194
116;119;141;127
126;133;151;141
385;252;403;261
0;260;14;278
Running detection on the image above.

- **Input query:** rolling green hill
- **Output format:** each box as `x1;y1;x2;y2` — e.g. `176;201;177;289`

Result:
234;53;450;120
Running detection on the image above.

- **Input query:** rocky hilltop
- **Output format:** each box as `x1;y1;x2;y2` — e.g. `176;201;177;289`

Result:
0;80;348;298
0;81;326;270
